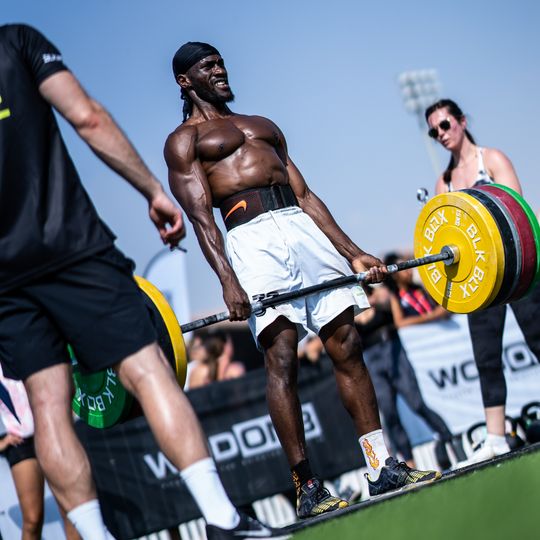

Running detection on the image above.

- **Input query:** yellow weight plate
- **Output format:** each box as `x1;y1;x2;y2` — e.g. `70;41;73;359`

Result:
414;192;505;313
134;276;187;388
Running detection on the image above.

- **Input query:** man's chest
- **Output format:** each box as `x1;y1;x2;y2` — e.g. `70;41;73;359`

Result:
196;116;280;162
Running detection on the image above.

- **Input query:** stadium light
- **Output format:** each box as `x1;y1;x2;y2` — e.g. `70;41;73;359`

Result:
398;69;442;178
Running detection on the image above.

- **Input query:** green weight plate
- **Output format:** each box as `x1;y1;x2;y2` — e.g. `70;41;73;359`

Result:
70;345;133;429
490;185;540;297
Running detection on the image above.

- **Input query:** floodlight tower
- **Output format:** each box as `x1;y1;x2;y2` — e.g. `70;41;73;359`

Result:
398;70;442;178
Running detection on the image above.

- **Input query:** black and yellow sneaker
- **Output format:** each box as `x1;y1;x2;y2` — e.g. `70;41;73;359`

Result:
206;512;291;540
365;457;441;499
296;477;349;519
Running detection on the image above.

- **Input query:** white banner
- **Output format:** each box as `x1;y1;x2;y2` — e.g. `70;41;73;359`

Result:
398;310;540;435
143;248;191;326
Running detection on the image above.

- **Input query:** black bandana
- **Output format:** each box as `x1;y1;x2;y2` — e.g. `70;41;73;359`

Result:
172;42;220;79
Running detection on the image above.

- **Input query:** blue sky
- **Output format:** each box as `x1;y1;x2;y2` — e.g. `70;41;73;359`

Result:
4;0;539;317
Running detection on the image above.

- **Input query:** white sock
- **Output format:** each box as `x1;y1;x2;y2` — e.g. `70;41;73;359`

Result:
359;429;391;481
485;433;508;448
181;457;240;529
67;500;115;540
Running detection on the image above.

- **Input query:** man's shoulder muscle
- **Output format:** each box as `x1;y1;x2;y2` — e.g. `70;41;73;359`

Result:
165;124;199;166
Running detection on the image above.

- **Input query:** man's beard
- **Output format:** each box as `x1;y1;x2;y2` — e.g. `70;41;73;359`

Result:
191;78;235;105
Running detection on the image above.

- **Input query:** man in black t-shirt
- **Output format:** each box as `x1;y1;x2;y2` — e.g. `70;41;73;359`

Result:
0;25;284;540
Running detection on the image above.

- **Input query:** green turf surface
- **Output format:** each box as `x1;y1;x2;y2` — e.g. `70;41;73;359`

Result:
292;451;540;539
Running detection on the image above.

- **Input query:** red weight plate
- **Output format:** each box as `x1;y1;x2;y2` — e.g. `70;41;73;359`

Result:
477;185;536;302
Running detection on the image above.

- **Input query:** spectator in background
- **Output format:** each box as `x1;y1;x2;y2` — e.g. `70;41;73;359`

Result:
371;256;466;467
426;98;540;466
297;333;325;366
184;330;210;391
188;332;245;389
0;364;81;540
384;253;450;329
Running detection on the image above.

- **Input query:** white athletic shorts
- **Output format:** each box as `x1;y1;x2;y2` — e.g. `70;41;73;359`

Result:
226;206;370;349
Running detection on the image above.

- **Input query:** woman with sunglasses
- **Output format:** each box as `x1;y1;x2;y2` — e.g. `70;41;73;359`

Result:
425;99;540;467
427;100;521;196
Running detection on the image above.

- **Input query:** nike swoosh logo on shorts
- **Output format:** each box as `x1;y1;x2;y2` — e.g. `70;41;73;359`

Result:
225;200;247;220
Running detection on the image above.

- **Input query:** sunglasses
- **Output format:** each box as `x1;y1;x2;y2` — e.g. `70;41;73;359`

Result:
428;118;451;139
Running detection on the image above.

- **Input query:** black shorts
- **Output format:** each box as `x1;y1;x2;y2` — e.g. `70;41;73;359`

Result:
4;435;36;468
0;246;157;380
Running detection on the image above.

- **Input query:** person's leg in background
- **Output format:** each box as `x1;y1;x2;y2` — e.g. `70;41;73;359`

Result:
460;306;510;466
10;457;45;540
363;340;415;467
391;339;466;466
58;505;83;540
9;440;82;540
510;283;540;362
24;363;113;540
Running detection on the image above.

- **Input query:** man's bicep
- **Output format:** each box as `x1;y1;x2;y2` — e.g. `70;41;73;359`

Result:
285;154;310;200
39;71;95;126
165;146;214;220
169;168;213;217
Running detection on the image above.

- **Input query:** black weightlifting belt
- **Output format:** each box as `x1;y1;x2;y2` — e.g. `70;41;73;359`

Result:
220;184;299;231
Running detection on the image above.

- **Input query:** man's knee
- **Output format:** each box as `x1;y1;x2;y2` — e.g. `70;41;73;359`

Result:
264;340;298;389
22;511;44;535
25;366;75;427
327;325;365;366
115;341;172;395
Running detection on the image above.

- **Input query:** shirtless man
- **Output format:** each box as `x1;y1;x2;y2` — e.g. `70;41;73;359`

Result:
165;42;441;515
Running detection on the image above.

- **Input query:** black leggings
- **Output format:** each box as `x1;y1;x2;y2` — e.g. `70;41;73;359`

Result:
467;283;540;408
364;338;453;461
4;435;36;467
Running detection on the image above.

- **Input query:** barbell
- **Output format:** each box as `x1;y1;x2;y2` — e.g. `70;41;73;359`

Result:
72;184;540;428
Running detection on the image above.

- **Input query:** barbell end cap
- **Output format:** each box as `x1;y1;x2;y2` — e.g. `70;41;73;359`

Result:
441;244;460;266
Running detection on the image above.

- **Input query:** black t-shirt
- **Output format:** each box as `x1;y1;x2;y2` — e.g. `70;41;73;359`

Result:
0;24;115;293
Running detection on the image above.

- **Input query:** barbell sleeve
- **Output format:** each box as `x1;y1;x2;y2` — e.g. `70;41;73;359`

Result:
179;248;455;334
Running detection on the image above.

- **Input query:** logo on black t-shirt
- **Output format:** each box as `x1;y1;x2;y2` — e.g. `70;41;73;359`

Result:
0;96;10;121
42;53;63;64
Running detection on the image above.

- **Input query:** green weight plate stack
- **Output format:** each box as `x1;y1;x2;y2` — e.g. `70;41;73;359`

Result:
70;345;134;429
492;185;540;297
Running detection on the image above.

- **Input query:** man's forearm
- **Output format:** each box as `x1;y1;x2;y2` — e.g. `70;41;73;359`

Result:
190;215;239;287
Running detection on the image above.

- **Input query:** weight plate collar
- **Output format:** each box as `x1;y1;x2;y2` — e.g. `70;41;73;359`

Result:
488;185;540;298
477;185;536;303
463;188;521;308
414;192;504;313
